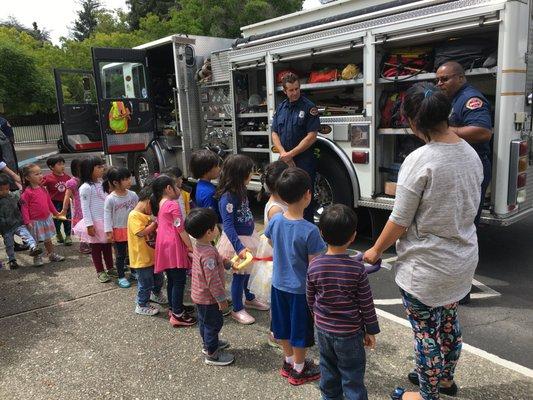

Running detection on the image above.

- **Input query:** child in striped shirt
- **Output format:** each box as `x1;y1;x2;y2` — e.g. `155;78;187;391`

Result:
185;208;235;366
307;204;380;400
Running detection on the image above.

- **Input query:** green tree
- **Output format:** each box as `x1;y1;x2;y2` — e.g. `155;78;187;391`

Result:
127;0;178;30
71;0;102;41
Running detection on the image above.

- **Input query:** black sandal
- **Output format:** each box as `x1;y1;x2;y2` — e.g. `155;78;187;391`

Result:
408;372;458;396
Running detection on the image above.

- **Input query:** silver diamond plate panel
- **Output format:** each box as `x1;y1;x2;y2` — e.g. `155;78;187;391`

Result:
230;0;494;57
319;115;372;124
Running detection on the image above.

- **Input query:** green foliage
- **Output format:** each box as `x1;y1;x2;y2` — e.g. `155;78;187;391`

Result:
0;0;304;118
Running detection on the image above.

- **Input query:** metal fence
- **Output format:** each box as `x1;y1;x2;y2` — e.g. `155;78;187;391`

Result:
13;124;61;145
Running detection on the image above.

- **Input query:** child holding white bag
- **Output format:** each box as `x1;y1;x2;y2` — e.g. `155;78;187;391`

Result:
248;161;288;346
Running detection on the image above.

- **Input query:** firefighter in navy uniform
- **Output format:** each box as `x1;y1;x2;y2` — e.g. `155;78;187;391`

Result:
271;73;320;222
436;61;493;304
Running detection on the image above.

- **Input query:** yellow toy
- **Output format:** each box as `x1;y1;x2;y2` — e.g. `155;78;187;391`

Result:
231;251;253;270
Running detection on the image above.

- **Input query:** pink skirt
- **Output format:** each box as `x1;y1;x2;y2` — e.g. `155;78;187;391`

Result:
73;219;108;244
30;216;56;242
216;232;260;275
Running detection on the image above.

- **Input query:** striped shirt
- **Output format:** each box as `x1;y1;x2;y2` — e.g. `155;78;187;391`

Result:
191;243;226;305
307;254;380;336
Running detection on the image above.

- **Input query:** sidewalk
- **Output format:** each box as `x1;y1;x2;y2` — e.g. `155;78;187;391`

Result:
0;245;531;399
14;143;58;167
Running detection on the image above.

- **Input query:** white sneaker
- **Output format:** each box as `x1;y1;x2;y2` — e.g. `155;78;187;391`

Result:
135;304;159;316
150;292;168;305
49;253;65;262
33;256;44;267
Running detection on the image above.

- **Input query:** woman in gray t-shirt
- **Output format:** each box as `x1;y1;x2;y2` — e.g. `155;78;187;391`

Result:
364;83;483;400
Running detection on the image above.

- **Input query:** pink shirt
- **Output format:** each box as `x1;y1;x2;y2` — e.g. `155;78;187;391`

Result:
154;200;191;273
20;186;57;222
65;178;82;222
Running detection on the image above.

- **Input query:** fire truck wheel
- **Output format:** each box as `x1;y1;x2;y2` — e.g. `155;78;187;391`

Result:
134;147;159;188
315;149;353;219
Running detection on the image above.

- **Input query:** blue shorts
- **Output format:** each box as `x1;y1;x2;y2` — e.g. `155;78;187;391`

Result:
271;286;314;348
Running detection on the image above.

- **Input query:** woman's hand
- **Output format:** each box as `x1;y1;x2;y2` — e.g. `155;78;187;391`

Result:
87;226;96;237
363;247;381;264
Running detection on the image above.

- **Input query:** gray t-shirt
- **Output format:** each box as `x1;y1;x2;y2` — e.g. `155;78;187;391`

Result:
390;139;483;307
103;190;139;233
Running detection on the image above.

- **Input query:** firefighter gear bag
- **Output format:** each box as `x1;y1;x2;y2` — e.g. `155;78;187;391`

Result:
341;64;360;80
434;38;497;70
379;90;409;129
381;47;433;79
308;68;339;83
108;101;131;134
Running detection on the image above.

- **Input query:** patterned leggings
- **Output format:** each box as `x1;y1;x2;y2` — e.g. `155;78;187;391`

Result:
401;289;462;400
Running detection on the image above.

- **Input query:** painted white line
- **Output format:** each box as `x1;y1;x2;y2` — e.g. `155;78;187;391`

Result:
376;308;533;379
472;278;501;296
374;298;404;305
18;150;59;167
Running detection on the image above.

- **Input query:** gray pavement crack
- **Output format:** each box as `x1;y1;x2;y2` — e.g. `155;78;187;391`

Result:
0;287;120;321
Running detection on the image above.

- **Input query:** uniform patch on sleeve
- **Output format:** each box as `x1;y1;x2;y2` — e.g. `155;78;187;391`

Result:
226;203;234;213
309;107;319;116
173;218;181;228
205;258;216;270
465;97;483;110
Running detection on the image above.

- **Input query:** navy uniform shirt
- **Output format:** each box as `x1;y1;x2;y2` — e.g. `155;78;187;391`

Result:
271;96;320;167
449;83;492;157
0;117;14;142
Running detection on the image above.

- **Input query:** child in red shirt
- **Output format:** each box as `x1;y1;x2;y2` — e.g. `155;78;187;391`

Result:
43;156;72;245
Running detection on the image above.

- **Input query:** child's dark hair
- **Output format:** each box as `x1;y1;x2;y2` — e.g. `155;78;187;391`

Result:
276;167;311;204
163;166;183;179
215;154;254;200
46;155;65;168
138;185;152;201
190;149;220;179
402;82;451;142
149;175;175;216
185;208;218;239
319;204;358;246
80;156;104;185
257;160;289;201
22;163;38;187
106;166;131;189
0;173;10;187
70;158;82;179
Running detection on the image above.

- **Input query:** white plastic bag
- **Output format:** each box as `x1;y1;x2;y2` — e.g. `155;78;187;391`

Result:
247;234;273;303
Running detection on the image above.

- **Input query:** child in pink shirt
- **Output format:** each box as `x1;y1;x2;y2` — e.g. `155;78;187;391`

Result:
21;164;65;266
151;175;196;327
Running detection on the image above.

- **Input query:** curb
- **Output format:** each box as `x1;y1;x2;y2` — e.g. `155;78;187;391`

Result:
18;150;59;168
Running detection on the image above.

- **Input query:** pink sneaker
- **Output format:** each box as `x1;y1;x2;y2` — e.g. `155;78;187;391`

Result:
231;309;255;325
245;298;270;311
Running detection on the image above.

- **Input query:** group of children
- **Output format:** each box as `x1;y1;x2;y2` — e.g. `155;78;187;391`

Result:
0;149;380;399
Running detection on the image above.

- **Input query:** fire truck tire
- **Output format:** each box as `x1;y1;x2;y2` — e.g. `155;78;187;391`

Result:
316;149;353;211
134;147;159;188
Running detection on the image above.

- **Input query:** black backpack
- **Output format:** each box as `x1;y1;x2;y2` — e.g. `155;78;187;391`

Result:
434;38;497;71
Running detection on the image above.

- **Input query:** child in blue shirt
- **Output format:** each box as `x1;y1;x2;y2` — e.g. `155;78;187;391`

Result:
264;167;326;386
215;154;270;325
190;149;221;221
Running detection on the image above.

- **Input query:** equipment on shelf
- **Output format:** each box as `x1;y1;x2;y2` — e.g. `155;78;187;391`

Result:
308;68;339;83
380;47;433;81
434;38;497;70
379;90;409;129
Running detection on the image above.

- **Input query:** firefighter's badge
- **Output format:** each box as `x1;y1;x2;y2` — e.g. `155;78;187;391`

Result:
465;97;483;110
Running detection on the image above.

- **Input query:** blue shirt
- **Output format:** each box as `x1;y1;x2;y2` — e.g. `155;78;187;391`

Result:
218;192;254;254
0;117;14;142
271;96;320;166
449;83;492;157
195;180;220;221
264;213;326;294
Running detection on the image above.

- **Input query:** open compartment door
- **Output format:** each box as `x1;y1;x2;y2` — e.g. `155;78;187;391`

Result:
53;69;102;152
91;47;155;154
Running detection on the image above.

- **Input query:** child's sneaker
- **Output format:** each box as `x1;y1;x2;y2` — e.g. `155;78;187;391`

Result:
288;360;320;386
33;256;44;267
245;298;270;311
29;246;42;257
118;277;131;288
8;260;19;270
135;304;159;316
231;309;255;325
280;360;293;378
64;236;73;246
221;305;233;316
97;271;110;283
107;268;118;277
49;253;65;262
201;340;230;355
150;292;168;305
79;242;92;254
204;350;235;366
56;233;64;244
169;312;197;327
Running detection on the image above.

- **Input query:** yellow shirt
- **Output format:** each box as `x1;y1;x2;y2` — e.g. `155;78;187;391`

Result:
127;210;154;268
